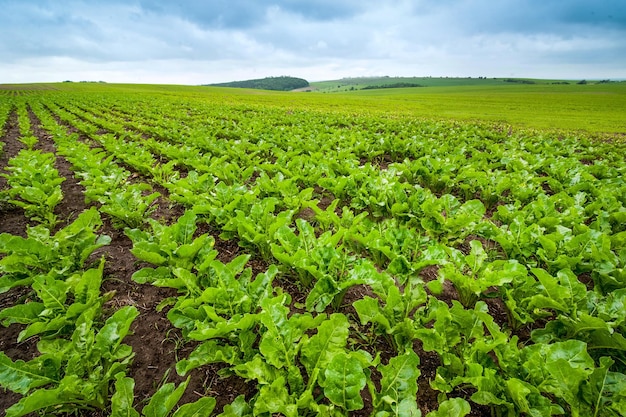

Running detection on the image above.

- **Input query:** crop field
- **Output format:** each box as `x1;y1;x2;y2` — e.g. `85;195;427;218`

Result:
0;83;625;416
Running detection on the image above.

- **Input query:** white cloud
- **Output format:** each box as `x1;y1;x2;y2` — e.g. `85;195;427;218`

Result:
0;0;624;83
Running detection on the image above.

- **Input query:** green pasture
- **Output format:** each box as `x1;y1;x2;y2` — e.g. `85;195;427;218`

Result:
309;76;558;91
348;82;626;134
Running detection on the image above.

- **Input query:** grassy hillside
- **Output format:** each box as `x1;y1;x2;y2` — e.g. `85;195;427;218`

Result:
310;76;587;92
348;82;626;133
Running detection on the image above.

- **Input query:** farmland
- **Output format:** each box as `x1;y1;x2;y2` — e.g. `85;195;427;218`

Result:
1;82;625;416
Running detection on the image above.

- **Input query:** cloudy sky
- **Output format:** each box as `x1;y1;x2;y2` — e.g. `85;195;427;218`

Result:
1;0;625;84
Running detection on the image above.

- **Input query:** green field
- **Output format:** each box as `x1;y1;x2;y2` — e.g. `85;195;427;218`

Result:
352;82;626;134
1;82;625;416
308;79;626;135
310;76;565;90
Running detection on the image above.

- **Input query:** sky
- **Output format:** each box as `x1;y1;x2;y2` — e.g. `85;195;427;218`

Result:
1;0;625;84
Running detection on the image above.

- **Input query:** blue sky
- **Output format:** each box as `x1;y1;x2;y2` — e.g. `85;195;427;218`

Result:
1;0;625;84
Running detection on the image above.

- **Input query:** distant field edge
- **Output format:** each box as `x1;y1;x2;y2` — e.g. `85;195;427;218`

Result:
0;80;624;137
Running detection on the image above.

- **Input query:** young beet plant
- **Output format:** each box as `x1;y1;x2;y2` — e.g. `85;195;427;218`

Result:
0;304;139;417
111;378;217;417
1;149;65;229
127;210;218;294
176;293;391;416
272;218;394;312
100;183;160;230
0;254;139;416
430;240;527;308
0;207;110;293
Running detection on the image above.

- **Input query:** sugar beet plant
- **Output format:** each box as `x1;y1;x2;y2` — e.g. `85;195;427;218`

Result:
0;208;137;416
1;149;65;228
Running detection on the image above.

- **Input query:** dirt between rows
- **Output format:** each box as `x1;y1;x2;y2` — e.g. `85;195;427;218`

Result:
0;107;503;416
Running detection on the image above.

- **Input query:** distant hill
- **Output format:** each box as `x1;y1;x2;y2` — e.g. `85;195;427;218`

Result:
207;76;309;91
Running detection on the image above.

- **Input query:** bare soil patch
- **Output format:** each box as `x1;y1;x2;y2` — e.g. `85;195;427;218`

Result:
27;107;93;228
0;109;28;238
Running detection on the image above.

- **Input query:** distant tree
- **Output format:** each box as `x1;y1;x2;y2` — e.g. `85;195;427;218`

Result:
208;76;309;91
504;78;535;84
361;83;423;90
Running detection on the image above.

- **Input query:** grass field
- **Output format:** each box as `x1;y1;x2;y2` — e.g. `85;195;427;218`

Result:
349;82;626;134
309;76;571;91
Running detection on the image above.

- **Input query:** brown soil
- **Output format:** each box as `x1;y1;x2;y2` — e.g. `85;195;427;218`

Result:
414;340;443;415
27;106;93;228
0;109;28;238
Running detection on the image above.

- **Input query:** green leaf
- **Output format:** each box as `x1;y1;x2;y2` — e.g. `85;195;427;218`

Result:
529;268;574;313
143;377;190;417
323;352;367;411
186;312;258;342
72;258;105;304
171;397;217;417
233;355;280;385
273;224;300;253
299;313;351;393
426;398;470;417
258;296;292;369
301;314;350;381
305;275;338;312
545;358;591;413
130;247;168;265
586;356;626;417
521;340;594;414
466;240;488;272
4;383;67;417
0;276;34;294
253;376;297;417
224;254;251;276
248;265;278;305
0;302;45;326
175;234;209;261
171;267;202;295
354;296;391;331
0;352;57;395
95;306;139;357
505;378;563;416
111;374;140;417
377;351;421;413
19;315;69;342
132;266;171;284
172;210;198;245
33;274;69;312
218;395;253;417
176;341;240;376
